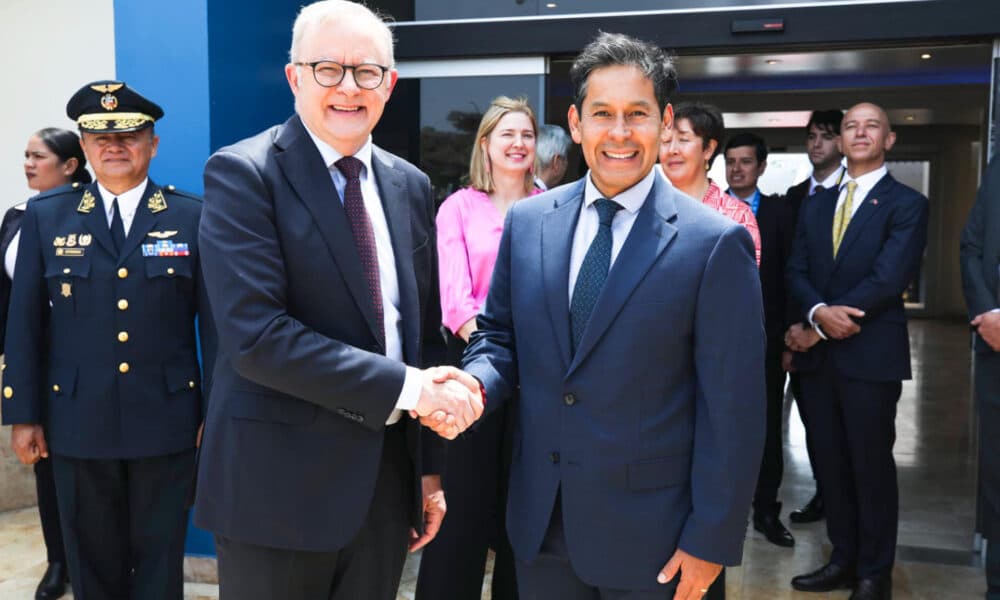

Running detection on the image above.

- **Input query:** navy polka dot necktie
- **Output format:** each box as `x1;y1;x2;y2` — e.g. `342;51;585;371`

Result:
570;198;623;352
335;156;385;348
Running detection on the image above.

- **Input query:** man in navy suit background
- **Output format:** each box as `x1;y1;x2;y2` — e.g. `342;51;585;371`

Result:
194;2;482;598
786;102;928;600
461;32;766;599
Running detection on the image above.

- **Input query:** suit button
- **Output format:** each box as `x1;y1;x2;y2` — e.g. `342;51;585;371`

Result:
3;386;12;399
117;299;128;311
550;452;560;464
62;268;71;275
167;267;175;275
118;362;130;374
188;380;196;389
564;393;576;406
52;385;60;392
117;267;128;279
117;331;129;343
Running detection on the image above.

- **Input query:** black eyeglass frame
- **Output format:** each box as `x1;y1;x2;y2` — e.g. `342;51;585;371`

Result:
293;60;390;90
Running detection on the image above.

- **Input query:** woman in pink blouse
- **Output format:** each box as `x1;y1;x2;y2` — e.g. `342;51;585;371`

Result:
416;96;541;600
660;102;762;266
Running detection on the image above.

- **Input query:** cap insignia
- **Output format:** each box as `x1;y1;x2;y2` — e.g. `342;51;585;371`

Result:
100;93;118;111
90;83;124;94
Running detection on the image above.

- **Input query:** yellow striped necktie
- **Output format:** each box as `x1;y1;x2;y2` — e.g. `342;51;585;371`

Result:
832;181;858;257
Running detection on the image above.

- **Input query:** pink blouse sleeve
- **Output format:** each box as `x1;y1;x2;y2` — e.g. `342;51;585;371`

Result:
436;192;480;335
738;205;762;267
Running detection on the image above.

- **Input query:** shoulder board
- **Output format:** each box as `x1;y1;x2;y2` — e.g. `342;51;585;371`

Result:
27;182;81;204
161;184;203;202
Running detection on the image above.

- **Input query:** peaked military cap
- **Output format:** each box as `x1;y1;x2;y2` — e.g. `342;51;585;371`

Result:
66;80;164;133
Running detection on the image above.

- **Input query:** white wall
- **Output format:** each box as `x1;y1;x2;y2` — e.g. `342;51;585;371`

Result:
0;0;115;210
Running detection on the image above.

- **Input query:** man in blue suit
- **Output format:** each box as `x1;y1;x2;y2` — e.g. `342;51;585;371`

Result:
193;2;482;599
460;32;766;599
786;102;929;600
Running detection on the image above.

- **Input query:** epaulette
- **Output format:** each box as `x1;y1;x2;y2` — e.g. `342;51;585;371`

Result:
26;182;82;204
161;184;203;202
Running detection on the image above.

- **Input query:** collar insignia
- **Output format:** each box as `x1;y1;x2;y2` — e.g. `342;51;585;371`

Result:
77;190;96;213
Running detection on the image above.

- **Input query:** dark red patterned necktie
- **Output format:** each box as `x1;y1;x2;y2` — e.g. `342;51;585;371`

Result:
335;156;385;348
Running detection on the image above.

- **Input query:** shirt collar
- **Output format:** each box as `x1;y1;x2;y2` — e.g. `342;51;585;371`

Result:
812;165;845;192
727;187;760;206
303;124;374;178
841;164;888;193
584;167;657;215
98;178;148;215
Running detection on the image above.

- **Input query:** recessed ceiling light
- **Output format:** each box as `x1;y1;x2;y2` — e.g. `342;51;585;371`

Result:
904;115;916;121
765;59;781;65
921;53;932;60
546;2;557;6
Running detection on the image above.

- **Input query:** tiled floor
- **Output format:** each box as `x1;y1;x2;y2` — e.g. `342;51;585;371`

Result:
0;319;988;599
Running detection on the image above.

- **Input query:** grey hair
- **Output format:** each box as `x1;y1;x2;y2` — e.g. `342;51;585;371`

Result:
289;0;395;66
570;32;677;113
536;124;571;168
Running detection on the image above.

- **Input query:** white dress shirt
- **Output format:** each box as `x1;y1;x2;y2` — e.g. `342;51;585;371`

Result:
4;204;26;279
99;179;148;234
810;165;846;196
568;168;655;302
304;128;419;424
807;164;889;337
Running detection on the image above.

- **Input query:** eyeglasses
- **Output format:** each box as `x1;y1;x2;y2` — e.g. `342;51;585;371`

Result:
294;60;389;90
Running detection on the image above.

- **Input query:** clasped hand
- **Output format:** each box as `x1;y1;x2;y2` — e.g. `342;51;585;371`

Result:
410;367;484;439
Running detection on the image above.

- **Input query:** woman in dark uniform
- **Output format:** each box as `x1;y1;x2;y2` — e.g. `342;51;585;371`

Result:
2;127;90;600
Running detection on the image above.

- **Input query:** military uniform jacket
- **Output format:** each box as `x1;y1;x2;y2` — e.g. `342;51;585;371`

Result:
1;180;216;459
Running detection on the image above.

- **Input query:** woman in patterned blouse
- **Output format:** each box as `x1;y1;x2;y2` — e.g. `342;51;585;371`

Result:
660;102;761;265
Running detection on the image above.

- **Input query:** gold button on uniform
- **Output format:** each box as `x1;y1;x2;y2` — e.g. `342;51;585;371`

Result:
117;268;128;279
118;299;128;310
52;385;60;392
188;381;196;389
3;386;11;399
62;268;71;274
118;331;129;343
118;362;130;374
167;267;175;275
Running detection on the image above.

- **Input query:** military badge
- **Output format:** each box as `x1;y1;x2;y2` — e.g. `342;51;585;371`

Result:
53;236;67;247
142;240;190;257
79;234;92;247
100;93;118;111
147;230;179;239
66;234;77;247
61;283;72;298
78;190;96;213
148;190;168;213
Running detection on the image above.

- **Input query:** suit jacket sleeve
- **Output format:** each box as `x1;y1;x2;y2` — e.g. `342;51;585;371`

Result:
195;247;218;420
961;158;1000;320
830;192;929;316
418;171;446;475
0;204;48;425
785;199;824;321
200;149;407;433
678;224;767;564
462;208;518;413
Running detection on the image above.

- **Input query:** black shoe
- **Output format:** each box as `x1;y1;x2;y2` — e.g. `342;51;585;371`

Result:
789;492;825;523
791;562;856;592
753;510;795;547
849;576;891;600
35;562;67;600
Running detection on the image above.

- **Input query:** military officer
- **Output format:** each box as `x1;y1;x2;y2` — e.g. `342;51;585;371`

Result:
1;81;215;600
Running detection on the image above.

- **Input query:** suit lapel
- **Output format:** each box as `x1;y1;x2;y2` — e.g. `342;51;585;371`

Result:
80;183;116;257
834;174;893;267
118;181;162;263
372;147;418;363
541;180;585;371
274;116;382;346
568;176;678;376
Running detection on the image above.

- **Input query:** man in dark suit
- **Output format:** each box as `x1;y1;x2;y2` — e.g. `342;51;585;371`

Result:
960;156;1000;600
193;2;482;599
2;81;216;599
460;32;766;599
783;109;846;525
723;133;796;548
786;102;928;600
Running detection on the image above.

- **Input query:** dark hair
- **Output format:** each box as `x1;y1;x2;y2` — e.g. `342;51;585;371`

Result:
674;102;725;164
724;132;768;164
570;32;678;113
35;127;91;184
806;109;843;137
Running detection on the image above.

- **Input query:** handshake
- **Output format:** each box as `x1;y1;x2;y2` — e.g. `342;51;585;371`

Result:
410;367;484;440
